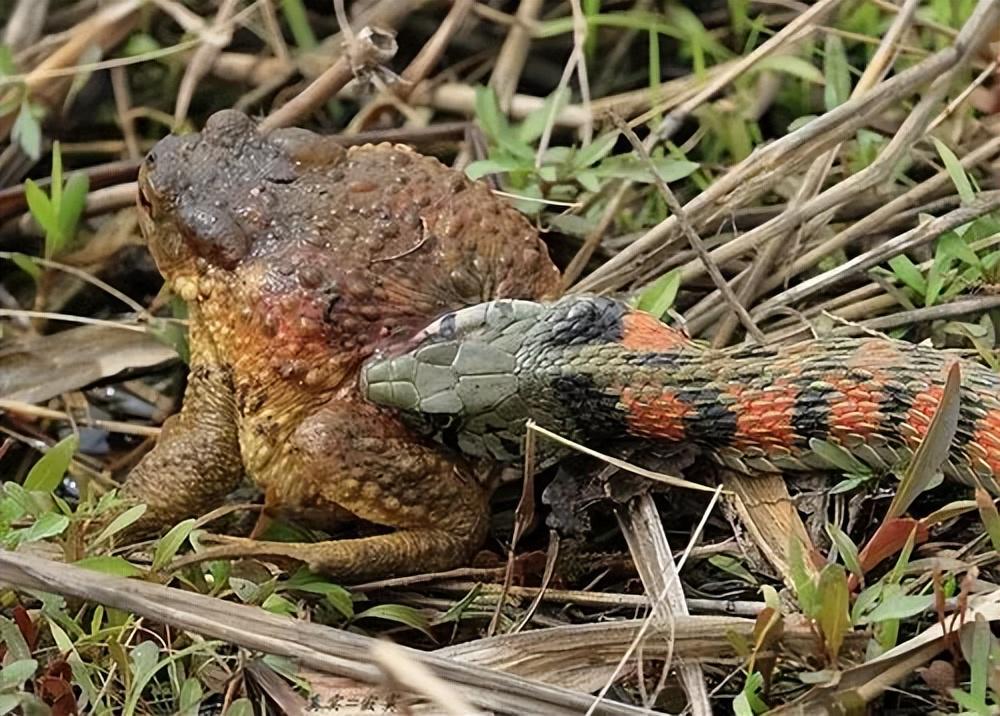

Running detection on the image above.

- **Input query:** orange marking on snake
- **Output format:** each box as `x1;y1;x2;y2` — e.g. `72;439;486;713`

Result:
974;410;1000;475
825;377;881;441
620;312;691;351
730;382;797;451
620;386;691;441
904;385;945;447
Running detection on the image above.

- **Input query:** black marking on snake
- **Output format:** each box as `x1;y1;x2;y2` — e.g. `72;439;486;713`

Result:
546;297;626;346
676;387;738;446
551;372;629;439
954;385;980;449
876;381;915;440
792;381;836;445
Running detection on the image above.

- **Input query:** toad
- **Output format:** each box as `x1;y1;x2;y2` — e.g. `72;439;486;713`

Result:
125;110;560;580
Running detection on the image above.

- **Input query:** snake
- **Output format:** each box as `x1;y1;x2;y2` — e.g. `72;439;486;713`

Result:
362;295;1000;492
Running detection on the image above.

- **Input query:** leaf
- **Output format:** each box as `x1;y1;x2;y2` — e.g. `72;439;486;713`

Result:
473;86;507;143
518;87;569;144
179;677;203;714
0;659;37;690
354;604;433;638
285;569;354;618
788;536;818;618
573;131;619;168
733;671;767;715
262;593;297;616
23;435;77;494
808;438;871;476
92;503;147;545
16;512;69;544
754;54;823;84
11;253;40;281
224;698;254;716
824;523;862;579
594;157;700;183
933;137;976;204
0;45;14;76
57;172;89;248
887;362;961;518
634;270;681;318
0;695;18;716
858;593;934;624
816;563;850;663
12;101;41;160
887;255;927;295
47;620;74;654
0;616;31;662
976;488;1000;552
23;180;57;238
152;518;197;571
75;556;145;578
823;34;851;110
708;554;758;584
937;231;981;269
857;517;927;575
464;157;525;181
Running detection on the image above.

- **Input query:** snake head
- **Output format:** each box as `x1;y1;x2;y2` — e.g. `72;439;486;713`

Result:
362;299;545;461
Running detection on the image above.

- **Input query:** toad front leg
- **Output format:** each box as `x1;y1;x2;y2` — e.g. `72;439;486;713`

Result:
122;349;244;533
175;400;492;581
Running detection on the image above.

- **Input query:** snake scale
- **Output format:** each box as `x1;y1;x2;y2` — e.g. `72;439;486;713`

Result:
363;295;1000;492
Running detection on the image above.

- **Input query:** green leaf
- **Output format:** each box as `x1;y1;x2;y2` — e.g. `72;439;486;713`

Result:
0;695;18;716
733;670;767;715
152;518;197;571
976;489;1000;553
825;523;862;579
92;503;147;545
473;86;507;143
816;563;851;662
887;255;927;295
16;512;69;544
284;569;353;618
634;270;681;319
11;253;41;281
788;536;818;617
518;88;569;144
0;660;37;690
708;554;758;584
968;613;991;706
46;620;74;654
808;438;871;477
23;180;57;238
12;101;41;160
224;698;254;716
937;231;982;269
262;593;297;616
354;604;432;638
573;131;619;169
754;54;823;84
23;434;77;493
57;172;89;248
464;157;525;181
933;137;976;204
75;555;145;578
0;616;31;662
178;677;203;716
823;34;851;110
0;45;15;76
858;593;933;624
594;157;700;184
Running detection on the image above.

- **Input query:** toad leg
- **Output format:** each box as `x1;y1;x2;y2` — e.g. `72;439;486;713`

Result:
174;400;491;581
122;356;243;533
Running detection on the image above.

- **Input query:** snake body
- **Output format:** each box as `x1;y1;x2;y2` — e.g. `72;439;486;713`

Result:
363;296;1000;491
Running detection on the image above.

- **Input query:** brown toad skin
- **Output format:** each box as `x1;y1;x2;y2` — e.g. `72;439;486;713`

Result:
125;110;560;580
